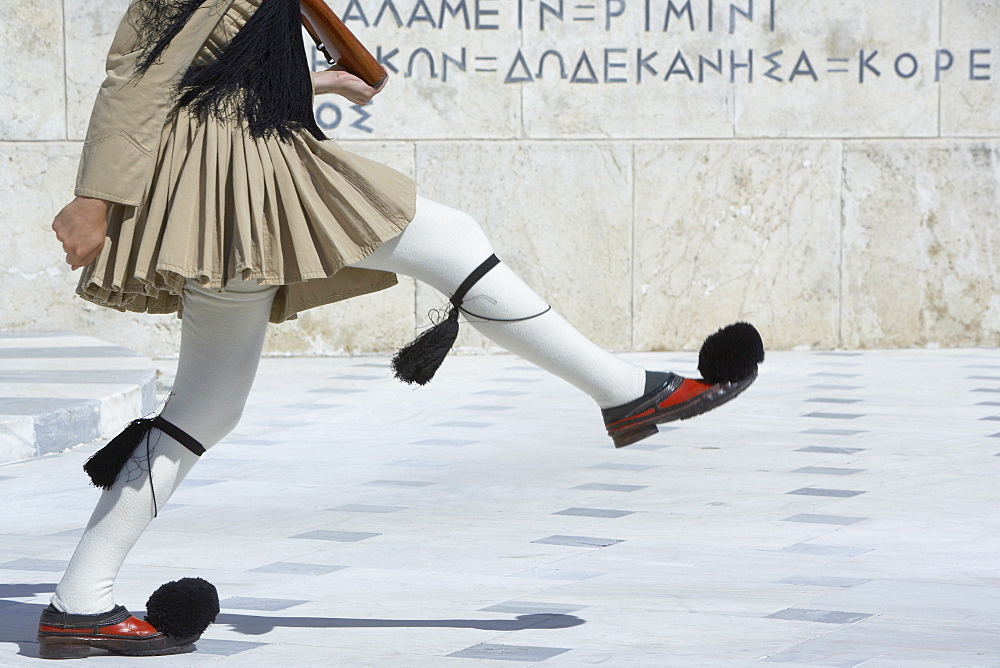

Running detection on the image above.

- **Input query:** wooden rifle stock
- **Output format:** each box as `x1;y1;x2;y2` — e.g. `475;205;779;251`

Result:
301;0;387;89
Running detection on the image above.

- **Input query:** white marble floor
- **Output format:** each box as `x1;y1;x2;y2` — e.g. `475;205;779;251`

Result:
1;348;999;666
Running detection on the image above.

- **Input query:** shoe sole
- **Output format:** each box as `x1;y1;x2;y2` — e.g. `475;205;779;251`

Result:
38;634;197;660
610;374;757;448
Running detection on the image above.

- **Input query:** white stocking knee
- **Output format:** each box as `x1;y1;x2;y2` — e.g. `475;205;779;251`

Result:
51;280;276;614
352;196;644;407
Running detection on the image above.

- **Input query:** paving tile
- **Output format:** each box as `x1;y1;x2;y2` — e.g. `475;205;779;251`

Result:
800;428;867;436
283;403;341;410
809;372;861;378
389;459;447;467
49;528;85;537
586;463;659;472
457;404;512;411
782;514;867;526
766;608;873;624
329;374;382;381
786;488;866;498
511;568;606;580
433;421;495;428
290;530;382;542
776;576;871;588
779;544;872;557
473;390;527;396
220;597;309;611
571;483;647;492
551;508;635;518
410;438;476;446
306;387;363;394
193;638;269;656
805;398;863;404
363;480;434;487
0;370;153;384
531;535;624;548
808;384;862;390
480;601;588;614
180;478;224;487
0;346;140;358
627;443;670;451
330;504;406;513
248;562;348;576
979;416;1000;421
793;467;865;476
448;643;571;661
0;558;69;572
976;401;1000;406
797;446;866;454
802;412;864;420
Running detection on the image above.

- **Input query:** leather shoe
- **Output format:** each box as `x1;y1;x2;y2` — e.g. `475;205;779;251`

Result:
602;372;756;448
37;604;197;659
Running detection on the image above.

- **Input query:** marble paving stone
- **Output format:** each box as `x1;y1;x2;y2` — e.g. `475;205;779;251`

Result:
787;488;866;498
805;398;862;404
0;370;152;385
530;535;624;548
410;439;476;446
979;416;1000;421
809;372;861;378
248;562;348;576
552;508;635;519
306;388;362;394
220;597;310;611
457;405;511;411
792;467;865;476
474;390;527;397
571;483;647;492
776;576;871;588
781;514;866;526
802;412;864;419
363;480;435;487
766;608;873;624
633;141;841;351
586;463;659;472
389;459;448;467
330;504;406;513
290;531;382;542
808;385;862;391
283;403;341;410
0;346;140;359
796;446;866;454
180;479;224;488
480;602;588;615
0;558;69;572
778;544;872;557
972;388;1000;393
800;429;867;436
510;568;606;581
193;639;269;656
434;421;495;428
49;528;85;537
627;443;670;451
448;643;571;661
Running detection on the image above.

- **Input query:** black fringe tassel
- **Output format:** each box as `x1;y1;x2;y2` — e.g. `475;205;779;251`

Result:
177;0;326;141
391;307;461;386
83;417;158;491
131;0;206;77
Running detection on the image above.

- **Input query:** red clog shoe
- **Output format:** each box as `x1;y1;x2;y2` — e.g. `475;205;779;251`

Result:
37;605;197;659
602;372;756;448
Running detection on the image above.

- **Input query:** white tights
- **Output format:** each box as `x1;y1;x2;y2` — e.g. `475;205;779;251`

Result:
52;196;644;614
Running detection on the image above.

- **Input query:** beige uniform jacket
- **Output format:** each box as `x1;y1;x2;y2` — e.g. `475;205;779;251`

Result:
76;0;237;206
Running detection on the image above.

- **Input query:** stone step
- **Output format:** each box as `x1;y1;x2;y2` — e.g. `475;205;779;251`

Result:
0;331;158;465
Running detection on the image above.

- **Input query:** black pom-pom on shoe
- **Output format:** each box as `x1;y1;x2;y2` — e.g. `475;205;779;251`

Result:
144;577;220;640
697;322;765;384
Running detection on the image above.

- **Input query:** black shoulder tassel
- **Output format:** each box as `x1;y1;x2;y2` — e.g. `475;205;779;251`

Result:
177;0;326;141
83;417;157;490
392;254;501;385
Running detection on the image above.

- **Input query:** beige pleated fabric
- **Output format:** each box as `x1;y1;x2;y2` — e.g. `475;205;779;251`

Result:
77;0;416;323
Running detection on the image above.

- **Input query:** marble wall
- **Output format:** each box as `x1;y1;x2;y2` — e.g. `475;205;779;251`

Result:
1;0;998;358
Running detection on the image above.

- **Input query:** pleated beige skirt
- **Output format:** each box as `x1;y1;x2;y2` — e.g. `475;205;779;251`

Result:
77;0;416;323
